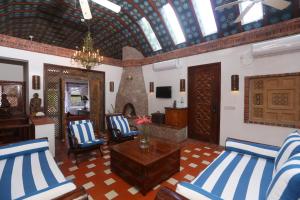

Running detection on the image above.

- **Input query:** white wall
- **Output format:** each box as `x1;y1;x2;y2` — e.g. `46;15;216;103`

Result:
0;63;24;81
0;46;123;113
143;41;300;147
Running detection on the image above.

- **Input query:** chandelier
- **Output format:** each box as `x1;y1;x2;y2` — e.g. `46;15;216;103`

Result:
71;31;104;70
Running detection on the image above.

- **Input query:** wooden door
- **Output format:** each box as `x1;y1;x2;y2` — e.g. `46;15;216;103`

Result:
188;63;221;144
89;78;105;134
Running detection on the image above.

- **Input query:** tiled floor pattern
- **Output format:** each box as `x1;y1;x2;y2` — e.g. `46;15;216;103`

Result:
57;139;222;200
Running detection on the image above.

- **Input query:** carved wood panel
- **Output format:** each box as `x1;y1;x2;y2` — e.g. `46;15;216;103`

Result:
247;74;300;128
188;63;221;144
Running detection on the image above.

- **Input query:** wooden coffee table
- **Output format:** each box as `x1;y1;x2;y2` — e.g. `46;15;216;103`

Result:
110;138;180;195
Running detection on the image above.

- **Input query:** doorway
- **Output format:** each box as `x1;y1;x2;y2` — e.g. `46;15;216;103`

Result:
188;63;221;144
44;64;105;140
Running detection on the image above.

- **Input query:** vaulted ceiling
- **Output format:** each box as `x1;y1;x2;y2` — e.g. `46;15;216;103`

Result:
0;0;298;59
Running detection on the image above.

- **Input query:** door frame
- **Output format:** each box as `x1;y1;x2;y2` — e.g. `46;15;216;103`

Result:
44;64;105;140
187;62;221;144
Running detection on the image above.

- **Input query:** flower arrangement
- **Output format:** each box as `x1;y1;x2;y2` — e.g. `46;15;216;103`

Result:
134;115;152;125
134;116;152;149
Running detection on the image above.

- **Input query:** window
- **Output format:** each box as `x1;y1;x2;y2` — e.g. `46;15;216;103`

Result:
191;0;218;36
138;17;162;51
160;3;186;45
239;2;263;25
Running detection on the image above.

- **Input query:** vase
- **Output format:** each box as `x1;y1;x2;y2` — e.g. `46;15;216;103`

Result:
139;124;150;149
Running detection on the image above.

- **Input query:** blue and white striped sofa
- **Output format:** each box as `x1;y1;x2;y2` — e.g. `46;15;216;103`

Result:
0;139;78;200
176;131;300;200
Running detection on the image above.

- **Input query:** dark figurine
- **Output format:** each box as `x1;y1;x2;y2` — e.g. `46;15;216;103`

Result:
30;93;42;115
1;94;11;108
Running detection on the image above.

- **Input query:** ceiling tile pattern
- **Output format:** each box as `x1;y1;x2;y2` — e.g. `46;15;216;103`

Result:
0;0;297;59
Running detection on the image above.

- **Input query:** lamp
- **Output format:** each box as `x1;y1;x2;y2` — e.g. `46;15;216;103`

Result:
180;79;185;92
32;75;40;90
149;82;154;93
82;95;89;110
109;81;114;92
231;75;239;92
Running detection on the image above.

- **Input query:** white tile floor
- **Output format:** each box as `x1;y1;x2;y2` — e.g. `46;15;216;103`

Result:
105;190;118;200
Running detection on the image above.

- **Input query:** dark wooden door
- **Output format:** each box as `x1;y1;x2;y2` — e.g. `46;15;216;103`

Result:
188;63;221;144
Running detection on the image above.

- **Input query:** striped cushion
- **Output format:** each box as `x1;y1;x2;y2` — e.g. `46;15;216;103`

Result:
0;149;76;199
0;139;49;160
225;138;280;160
274;131;300;174
182;151;274;200
78;139;104;148
267;153;300;200
176;182;222;200
69;121;96;144
109;116;131;135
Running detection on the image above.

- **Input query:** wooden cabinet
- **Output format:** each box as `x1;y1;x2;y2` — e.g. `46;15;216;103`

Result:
165;107;188;128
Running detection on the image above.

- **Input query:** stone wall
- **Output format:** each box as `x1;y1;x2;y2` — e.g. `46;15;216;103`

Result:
115;66;148;115
115;47;148;115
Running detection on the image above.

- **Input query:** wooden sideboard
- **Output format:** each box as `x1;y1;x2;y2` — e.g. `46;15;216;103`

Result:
165;107;188;128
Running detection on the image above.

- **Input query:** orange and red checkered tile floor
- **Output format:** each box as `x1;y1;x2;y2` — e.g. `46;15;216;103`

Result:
56;139;223;200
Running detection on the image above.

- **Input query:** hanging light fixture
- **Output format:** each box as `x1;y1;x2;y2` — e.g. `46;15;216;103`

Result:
71;26;104;70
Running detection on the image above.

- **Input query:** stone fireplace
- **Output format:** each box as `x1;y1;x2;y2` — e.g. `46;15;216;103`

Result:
123;103;136;118
115;66;148;116
115;47;148;116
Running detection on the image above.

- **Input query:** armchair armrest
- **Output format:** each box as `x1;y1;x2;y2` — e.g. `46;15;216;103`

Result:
129;124;138;131
176;182;223;200
155;187;188;200
111;128;123;138
225;138;280;160
68;134;80;149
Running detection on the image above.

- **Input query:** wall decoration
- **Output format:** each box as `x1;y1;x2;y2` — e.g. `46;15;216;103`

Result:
32;75;40;90
149;82;154;93
231;75;239;92
110;81;114;92
245;73;300;128
180;79;185;92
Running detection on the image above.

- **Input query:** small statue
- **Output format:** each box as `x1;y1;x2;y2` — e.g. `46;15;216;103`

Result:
30;93;42;115
0;94;11;117
1;94;11;108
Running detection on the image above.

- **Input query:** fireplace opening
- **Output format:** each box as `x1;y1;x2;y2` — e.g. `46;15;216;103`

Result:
123;103;136;118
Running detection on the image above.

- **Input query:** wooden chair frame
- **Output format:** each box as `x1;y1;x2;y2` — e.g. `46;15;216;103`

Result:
66;116;103;165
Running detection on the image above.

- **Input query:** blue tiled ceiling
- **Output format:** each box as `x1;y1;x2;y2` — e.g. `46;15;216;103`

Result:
0;0;296;59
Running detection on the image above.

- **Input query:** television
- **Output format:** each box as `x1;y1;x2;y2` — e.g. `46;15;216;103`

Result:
156;86;171;98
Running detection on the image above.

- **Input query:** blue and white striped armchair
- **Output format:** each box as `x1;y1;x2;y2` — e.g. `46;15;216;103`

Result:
105;113;141;143
67;119;105;165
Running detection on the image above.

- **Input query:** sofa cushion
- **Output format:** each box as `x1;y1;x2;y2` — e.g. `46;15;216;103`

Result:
274;131;300;174
225;138;280;160
191;151;273;200
267;153;300;200
0;139;49;160
0;149;76;199
176;182;223;200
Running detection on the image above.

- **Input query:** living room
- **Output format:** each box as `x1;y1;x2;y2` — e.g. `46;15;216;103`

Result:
0;0;300;199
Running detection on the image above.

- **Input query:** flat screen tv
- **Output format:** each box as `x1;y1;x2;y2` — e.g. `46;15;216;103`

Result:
156;86;171;98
